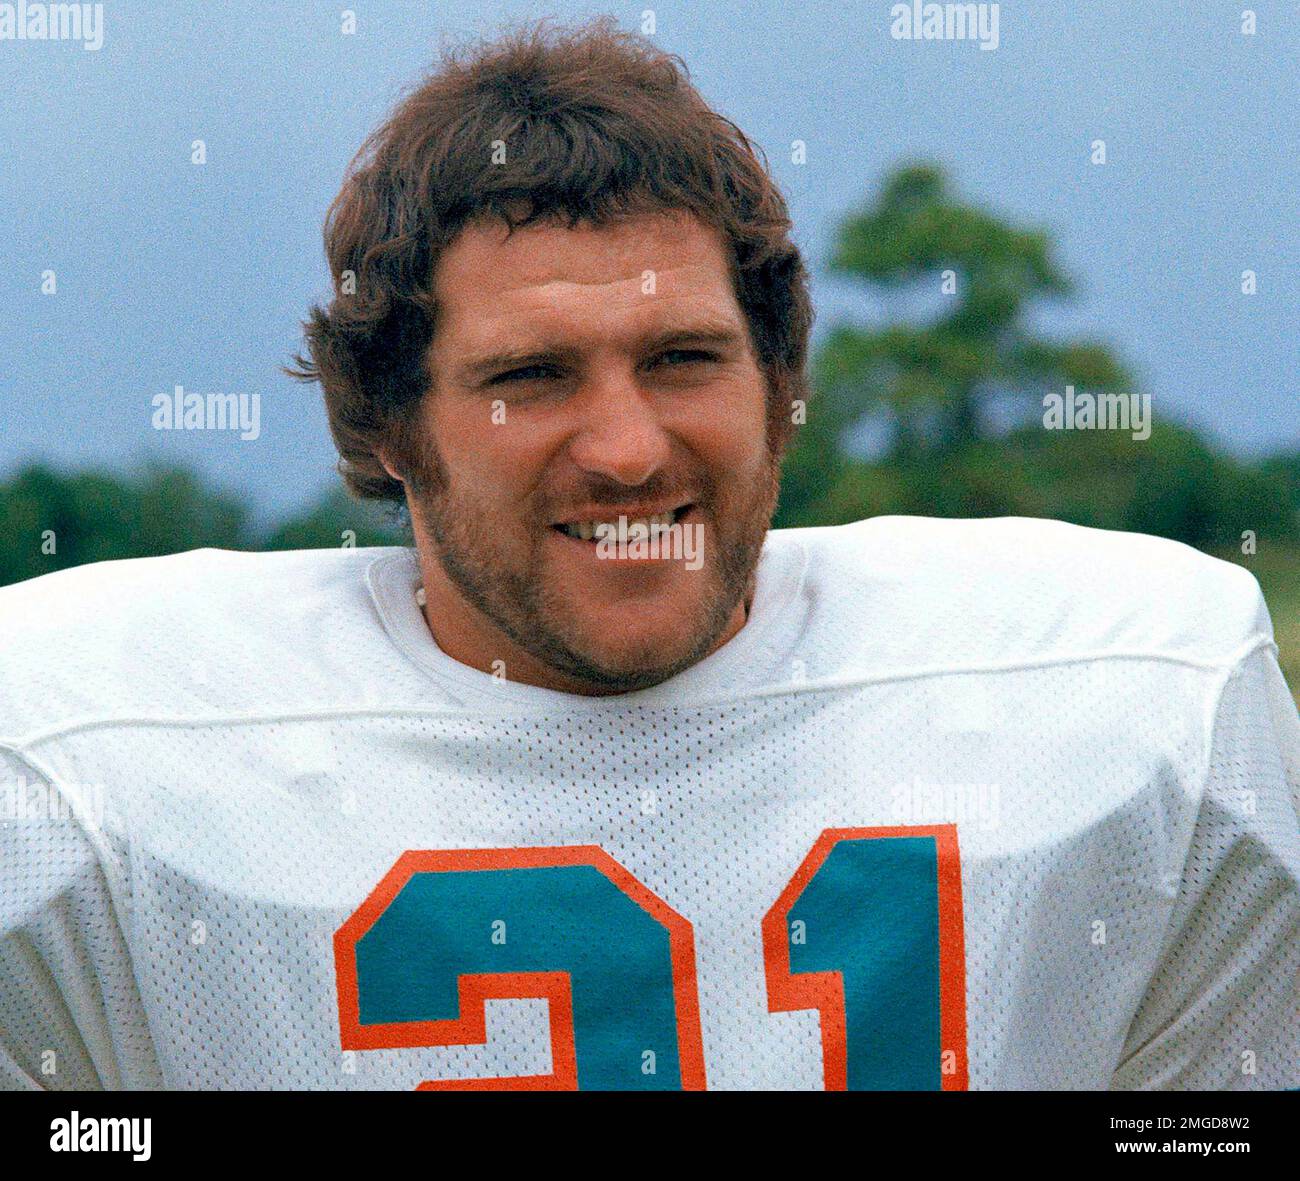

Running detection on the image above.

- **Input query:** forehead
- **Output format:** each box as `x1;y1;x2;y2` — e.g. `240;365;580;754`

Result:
431;210;743;348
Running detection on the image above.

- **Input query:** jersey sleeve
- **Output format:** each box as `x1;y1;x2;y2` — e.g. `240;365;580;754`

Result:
0;747;157;1090
1112;645;1300;1089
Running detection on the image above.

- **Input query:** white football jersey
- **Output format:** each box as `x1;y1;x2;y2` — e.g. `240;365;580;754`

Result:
1;516;1297;1090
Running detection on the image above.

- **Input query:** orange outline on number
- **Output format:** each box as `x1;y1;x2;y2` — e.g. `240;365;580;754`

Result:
334;845;708;1090
761;825;969;1091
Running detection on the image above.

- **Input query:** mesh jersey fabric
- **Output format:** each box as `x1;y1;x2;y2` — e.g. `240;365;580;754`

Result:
0;515;1296;1090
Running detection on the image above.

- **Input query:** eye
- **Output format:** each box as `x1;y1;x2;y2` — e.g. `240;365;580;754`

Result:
489;363;560;385
652;349;717;368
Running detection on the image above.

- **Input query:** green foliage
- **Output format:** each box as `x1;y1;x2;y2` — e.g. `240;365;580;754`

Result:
779;425;1297;547
777;160;1298;554
1259;452;1300;513
261;487;407;552
0;465;405;588
815;162;1129;456
0;464;248;586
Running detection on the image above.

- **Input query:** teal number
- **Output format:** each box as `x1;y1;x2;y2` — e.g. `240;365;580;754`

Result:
338;850;705;1089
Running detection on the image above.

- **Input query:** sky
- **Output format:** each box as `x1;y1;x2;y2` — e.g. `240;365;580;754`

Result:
3;0;1297;524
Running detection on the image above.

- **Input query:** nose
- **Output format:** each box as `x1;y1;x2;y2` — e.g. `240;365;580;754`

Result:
565;367;672;487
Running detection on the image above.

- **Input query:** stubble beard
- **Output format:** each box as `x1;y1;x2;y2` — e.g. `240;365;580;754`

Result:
406;442;783;694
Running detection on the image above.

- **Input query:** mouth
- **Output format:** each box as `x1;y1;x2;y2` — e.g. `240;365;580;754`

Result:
550;503;695;545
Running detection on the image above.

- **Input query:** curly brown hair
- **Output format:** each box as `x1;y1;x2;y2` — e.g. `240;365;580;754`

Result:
289;18;813;503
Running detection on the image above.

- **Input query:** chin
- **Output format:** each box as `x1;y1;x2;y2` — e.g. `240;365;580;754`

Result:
564;626;706;690
585;635;692;679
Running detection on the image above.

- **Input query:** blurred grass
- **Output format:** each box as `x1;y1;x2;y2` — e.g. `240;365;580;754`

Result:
1220;545;1300;708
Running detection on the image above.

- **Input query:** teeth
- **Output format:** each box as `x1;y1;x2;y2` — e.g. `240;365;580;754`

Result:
559;510;680;541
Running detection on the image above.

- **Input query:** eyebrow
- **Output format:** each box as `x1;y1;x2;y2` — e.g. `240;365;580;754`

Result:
455;319;750;384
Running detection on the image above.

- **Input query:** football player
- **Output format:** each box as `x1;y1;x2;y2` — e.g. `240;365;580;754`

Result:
2;19;1297;1091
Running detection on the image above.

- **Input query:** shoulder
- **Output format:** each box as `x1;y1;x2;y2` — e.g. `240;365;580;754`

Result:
776;515;1271;671
0;546;412;740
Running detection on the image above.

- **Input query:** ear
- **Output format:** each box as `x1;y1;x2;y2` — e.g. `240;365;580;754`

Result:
377;450;404;484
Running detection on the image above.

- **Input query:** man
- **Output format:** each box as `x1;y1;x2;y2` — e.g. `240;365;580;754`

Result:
1;21;1297;1091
